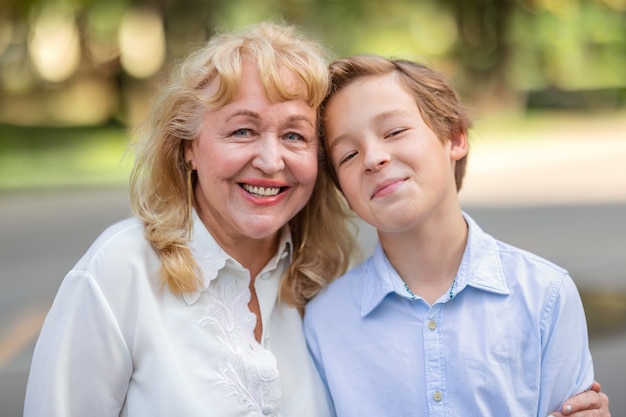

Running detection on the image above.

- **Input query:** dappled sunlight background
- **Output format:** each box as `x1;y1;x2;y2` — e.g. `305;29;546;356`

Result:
1;0;625;128
1;0;625;416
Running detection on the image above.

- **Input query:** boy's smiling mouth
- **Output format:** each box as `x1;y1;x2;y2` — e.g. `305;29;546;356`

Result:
371;177;407;199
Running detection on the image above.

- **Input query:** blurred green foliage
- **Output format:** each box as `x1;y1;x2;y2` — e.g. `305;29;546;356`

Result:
0;0;625;189
2;0;625;123
0;123;132;189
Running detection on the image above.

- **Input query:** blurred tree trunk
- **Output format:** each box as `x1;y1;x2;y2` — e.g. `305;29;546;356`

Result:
443;0;520;110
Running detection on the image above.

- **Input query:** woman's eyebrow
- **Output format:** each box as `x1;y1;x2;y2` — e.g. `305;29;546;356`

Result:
285;114;315;129
225;110;260;122
225;112;314;129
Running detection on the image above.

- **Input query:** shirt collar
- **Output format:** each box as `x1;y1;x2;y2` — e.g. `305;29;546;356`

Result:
360;212;510;316
360;243;400;316
183;209;293;305
457;212;510;296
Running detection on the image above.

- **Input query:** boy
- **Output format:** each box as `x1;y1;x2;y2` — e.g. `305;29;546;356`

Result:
304;55;595;417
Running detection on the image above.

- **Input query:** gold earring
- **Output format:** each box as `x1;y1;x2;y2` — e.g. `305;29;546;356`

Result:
186;161;194;240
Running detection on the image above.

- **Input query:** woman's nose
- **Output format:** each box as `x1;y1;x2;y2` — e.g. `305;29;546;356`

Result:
251;136;286;174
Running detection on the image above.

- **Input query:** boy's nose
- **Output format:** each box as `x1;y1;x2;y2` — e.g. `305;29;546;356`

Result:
363;143;390;172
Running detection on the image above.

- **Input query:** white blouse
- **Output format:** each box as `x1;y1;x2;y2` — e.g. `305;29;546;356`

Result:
24;214;332;417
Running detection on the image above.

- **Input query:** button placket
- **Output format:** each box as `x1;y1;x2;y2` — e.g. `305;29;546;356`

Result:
424;305;445;414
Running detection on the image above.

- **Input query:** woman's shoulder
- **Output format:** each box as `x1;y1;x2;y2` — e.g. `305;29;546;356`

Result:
96;216;145;241
84;216;145;251
72;217;156;277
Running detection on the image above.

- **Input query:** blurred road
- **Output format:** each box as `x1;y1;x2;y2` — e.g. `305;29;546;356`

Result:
0;187;132;417
1;121;625;416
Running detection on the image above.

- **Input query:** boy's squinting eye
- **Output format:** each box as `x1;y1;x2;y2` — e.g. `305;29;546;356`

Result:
386;128;407;138
338;151;357;166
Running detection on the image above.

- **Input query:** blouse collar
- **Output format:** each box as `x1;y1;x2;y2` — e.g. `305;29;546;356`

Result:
183;209;293;305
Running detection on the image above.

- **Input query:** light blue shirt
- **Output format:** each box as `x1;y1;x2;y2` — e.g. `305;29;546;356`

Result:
304;213;593;417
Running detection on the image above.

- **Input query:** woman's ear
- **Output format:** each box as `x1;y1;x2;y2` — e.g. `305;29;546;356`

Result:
183;140;195;169
449;131;468;162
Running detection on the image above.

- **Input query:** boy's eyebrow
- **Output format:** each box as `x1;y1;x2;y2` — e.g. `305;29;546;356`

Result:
326;109;412;152
326;134;347;153
372;109;412;125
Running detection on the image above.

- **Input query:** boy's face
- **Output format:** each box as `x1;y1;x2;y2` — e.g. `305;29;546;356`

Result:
323;74;467;233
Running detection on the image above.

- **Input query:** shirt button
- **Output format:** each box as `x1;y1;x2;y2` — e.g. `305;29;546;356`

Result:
428;320;437;330
262;405;274;415
433;391;443;402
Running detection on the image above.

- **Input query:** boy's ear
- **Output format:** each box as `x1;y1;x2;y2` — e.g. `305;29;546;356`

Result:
449;131;468;161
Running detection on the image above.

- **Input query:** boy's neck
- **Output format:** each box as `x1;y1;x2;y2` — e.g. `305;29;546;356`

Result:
379;211;468;305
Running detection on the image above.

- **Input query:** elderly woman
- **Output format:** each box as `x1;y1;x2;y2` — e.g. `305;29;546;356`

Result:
23;22;354;417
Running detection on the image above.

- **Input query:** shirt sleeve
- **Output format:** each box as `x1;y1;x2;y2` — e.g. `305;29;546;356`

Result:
24;270;132;417
538;272;594;416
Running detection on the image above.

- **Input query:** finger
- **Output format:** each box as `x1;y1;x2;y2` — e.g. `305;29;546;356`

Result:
561;391;600;415
590;380;602;393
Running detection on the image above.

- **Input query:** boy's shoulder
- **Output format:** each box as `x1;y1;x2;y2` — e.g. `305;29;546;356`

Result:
475;231;574;304
463;213;572;299
493;237;568;276
465;213;568;275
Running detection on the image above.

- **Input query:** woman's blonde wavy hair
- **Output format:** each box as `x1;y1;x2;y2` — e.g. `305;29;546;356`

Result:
129;22;357;312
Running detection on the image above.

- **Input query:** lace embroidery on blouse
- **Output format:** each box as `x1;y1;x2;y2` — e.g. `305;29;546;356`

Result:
197;257;281;417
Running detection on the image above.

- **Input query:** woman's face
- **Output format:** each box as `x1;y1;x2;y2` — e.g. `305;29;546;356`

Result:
185;62;318;246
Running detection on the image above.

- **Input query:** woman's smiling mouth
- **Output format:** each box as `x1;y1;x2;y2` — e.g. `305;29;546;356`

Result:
241;183;283;197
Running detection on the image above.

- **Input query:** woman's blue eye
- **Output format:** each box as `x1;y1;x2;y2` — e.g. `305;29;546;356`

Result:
284;132;304;142
233;128;251;137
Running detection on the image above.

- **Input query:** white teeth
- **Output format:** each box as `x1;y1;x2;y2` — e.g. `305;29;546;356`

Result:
242;184;281;197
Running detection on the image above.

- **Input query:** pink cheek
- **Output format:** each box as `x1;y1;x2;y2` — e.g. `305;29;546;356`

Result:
301;160;319;184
